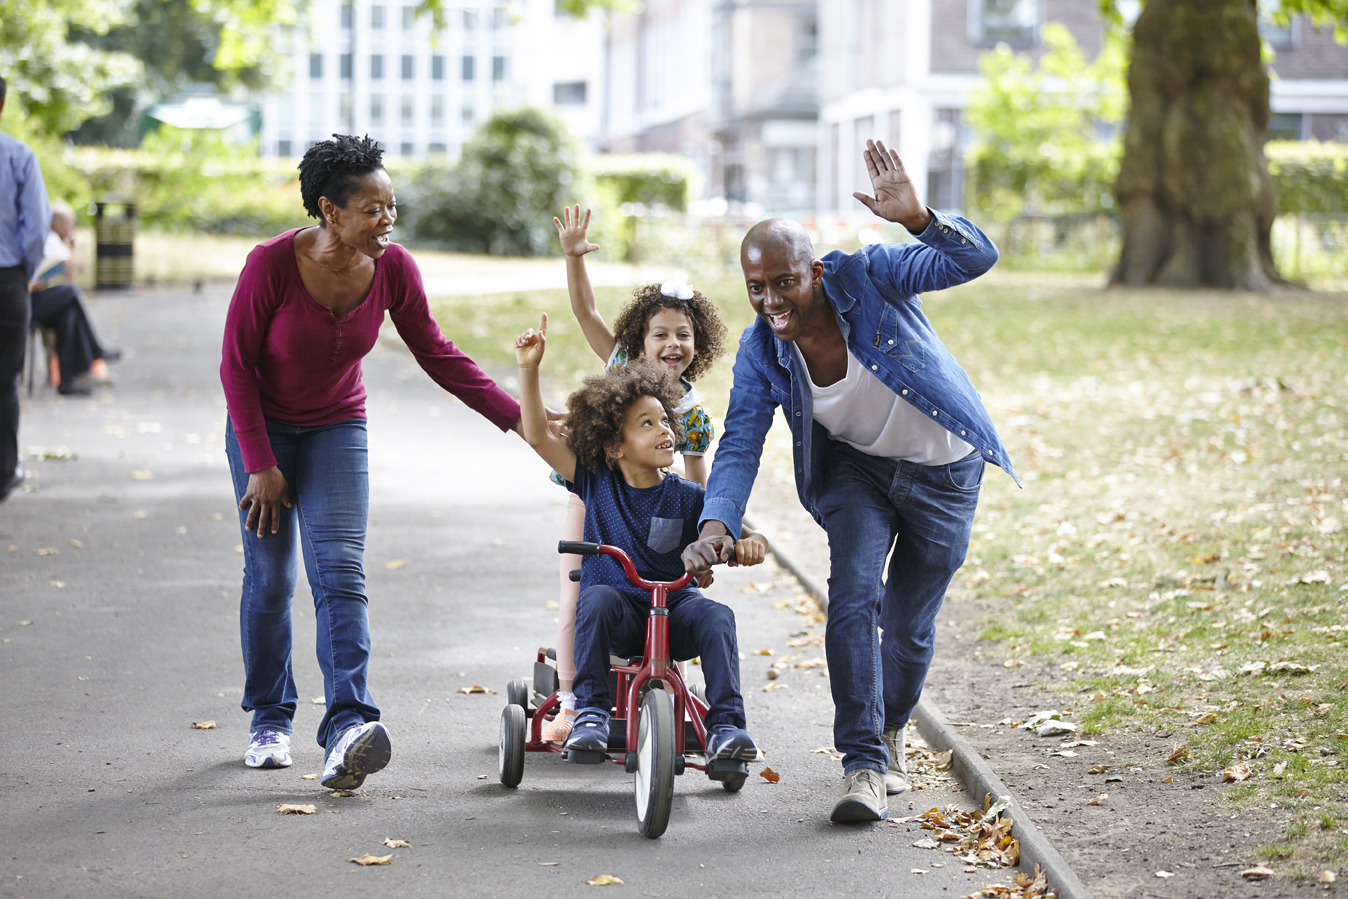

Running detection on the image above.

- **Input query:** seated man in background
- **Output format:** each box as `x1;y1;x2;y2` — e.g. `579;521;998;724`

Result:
28;200;119;395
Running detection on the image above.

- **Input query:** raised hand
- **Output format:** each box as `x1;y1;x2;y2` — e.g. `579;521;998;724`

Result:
514;313;548;368
851;139;932;233
554;205;600;257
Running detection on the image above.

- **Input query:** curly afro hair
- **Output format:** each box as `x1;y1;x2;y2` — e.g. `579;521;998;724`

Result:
566;357;686;473
610;284;727;383
298;134;385;222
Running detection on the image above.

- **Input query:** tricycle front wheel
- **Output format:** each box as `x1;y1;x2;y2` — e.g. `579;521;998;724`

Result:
634;688;675;838
498;704;526;788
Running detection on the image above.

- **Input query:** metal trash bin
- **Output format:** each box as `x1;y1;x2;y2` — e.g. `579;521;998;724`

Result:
94;197;136;290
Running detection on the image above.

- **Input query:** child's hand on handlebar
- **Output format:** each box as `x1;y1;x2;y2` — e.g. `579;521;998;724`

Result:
728;533;768;567
515;313;548;367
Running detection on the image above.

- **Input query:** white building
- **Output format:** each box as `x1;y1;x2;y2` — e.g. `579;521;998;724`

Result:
259;0;607;160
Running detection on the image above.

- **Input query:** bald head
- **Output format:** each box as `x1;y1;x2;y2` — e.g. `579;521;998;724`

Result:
741;218;815;268
50;200;76;240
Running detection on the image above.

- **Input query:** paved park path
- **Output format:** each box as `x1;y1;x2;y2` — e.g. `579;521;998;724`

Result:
1;278;1007;899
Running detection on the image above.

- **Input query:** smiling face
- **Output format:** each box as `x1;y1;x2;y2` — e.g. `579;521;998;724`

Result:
322;168;397;259
741;238;826;343
640;307;697;380
611;394;677;472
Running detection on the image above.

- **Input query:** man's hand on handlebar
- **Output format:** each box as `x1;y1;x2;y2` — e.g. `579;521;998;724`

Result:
682;529;737;574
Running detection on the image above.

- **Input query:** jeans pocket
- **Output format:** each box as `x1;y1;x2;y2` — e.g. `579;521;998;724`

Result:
943;454;985;492
647;517;684;554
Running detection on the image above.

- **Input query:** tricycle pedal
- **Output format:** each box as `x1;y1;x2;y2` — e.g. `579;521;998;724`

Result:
562;748;607;765
706;758;748;781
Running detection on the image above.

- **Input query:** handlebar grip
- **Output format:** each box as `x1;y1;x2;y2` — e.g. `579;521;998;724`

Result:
568;569;581;582
558;541;602;556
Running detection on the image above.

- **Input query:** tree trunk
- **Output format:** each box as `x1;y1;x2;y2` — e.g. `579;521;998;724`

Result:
1111;0;1288;291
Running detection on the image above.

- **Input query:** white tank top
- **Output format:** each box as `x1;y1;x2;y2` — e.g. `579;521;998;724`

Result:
796;344;974;466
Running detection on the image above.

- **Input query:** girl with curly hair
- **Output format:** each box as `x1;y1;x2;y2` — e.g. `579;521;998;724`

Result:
514;314;766;763
221;134;524;789
542;205;729;741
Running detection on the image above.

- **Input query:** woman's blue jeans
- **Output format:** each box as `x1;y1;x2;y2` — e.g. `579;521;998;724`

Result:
225;416;379;751
816;441;983;776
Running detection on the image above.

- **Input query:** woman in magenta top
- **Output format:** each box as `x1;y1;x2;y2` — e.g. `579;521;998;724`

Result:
220;135;521;789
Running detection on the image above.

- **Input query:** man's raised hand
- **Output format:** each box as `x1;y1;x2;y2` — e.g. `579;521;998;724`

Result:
514;313;548;367
851;139;932;233
554;205;600;257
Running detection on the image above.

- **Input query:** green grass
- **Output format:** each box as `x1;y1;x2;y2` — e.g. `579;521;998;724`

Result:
427;268;1348;873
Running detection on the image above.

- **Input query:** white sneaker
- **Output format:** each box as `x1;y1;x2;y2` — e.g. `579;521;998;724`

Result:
321;722;392;790
881;725;910;795
244;729;292;769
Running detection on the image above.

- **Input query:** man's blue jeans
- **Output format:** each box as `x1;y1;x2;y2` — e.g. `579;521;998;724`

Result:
573;586;746;731
816;441;983;775
225;416;379;751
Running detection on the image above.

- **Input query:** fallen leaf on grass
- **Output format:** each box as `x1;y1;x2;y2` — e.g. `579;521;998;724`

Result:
584;874;623;886
760;767;780;783
1167;744;1189;764
1193;713;1218;726
1088;765;1113;775
1087;794;1108;806
1223;762;1253;782
384;559;405;570
276;804;316;815
191;721;216;729
1272;761;1288;776
1240;866;1274;880
349;854;392;866
1322;871;1337;884
382;838;411;848
455;685;493;694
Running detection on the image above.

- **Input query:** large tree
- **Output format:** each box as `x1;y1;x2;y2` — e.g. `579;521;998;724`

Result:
1108;0;1347;290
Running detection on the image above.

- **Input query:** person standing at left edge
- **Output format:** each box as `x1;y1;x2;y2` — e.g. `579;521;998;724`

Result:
0;74;51;502
682;140;1019;823
221;135;523;789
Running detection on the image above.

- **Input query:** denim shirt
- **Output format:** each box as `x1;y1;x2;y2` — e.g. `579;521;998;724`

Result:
701;210;1019;537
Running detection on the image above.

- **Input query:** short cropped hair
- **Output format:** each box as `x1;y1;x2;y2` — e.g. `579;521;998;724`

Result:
298;134;385;222
611;284;727;383
566;357;686;472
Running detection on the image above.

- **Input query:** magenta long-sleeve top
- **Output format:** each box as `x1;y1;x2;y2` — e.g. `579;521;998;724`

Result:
221;229;521;472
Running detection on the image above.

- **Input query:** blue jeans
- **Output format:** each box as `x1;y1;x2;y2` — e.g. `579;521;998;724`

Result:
225;416;378;751
573;586;746;731
816;441;983;775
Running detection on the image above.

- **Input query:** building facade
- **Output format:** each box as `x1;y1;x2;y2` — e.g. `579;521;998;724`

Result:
259;0;606;160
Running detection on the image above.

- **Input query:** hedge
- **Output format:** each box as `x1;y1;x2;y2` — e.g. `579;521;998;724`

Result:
1266;140;1348;215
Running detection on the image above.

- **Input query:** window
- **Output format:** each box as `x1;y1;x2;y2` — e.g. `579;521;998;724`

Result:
340;53;353;79
462;103;474;124
309;53;323;79
401;54;415;79
974;0;1036;44
491;7;508;30
277;139;293;157
400;141;414;156
492;56;506;82
400;94;415;125
341;3;353;28
428;142;447;155
340;92;352;129
402;4;416;29
461;55;476;81
371;54;384;80
553;81;587;105
309;91;324;123
431;55;445;80
1266;112;1303;141
370;94;385;125
371;4;384;29
431;94;445;125
1258;0;1294;48
463;9;478;30
888;110;901;150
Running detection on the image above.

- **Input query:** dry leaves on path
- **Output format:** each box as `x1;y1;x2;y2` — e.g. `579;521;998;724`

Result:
349;854;393;866
1240;865;1275;880
455;685;493;694
1166;744;1189;764
383;559;406;570
276;804;316;815
191;721;216;729
1087;794;1108;806
760;767;781;783
917;796;1018;868
961;862;1053;898
584;874;623;885
383;838;411;849
1222;762;1253;782
1087;765;1113;775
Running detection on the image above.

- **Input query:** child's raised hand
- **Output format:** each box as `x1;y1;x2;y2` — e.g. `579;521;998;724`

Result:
554;205;600;257
515;313;548;367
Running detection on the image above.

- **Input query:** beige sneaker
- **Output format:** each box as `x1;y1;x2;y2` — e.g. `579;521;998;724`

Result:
881;725;910;795
541;707;576;743
830;768;888;822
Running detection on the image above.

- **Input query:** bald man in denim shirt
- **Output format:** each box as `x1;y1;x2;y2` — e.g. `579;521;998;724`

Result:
0;75;52;500
683;141;1018;822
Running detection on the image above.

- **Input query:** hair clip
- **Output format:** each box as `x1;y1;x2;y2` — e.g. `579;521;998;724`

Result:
659;282;694;300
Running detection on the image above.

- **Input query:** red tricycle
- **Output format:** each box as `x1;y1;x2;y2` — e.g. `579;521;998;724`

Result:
496;540;749;839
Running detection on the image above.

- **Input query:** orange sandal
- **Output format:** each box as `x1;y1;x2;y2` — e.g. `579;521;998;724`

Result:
541;707;577;743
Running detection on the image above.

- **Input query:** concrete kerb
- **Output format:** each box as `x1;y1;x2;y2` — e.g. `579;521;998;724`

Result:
742;514;1093;899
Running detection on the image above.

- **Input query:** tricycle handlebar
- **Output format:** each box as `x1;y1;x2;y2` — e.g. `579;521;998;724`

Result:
558;541;694;593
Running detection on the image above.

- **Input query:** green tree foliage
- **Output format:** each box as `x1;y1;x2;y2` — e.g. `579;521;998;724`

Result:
403;108;579;256
964;23;1128;221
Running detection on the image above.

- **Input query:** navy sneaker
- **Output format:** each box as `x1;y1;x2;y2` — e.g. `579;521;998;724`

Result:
563;708;610;753
705;725;759;762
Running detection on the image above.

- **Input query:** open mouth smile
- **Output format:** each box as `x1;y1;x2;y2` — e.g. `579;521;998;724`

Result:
374;232;392;248
660;354;684;366
765;310;792;331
